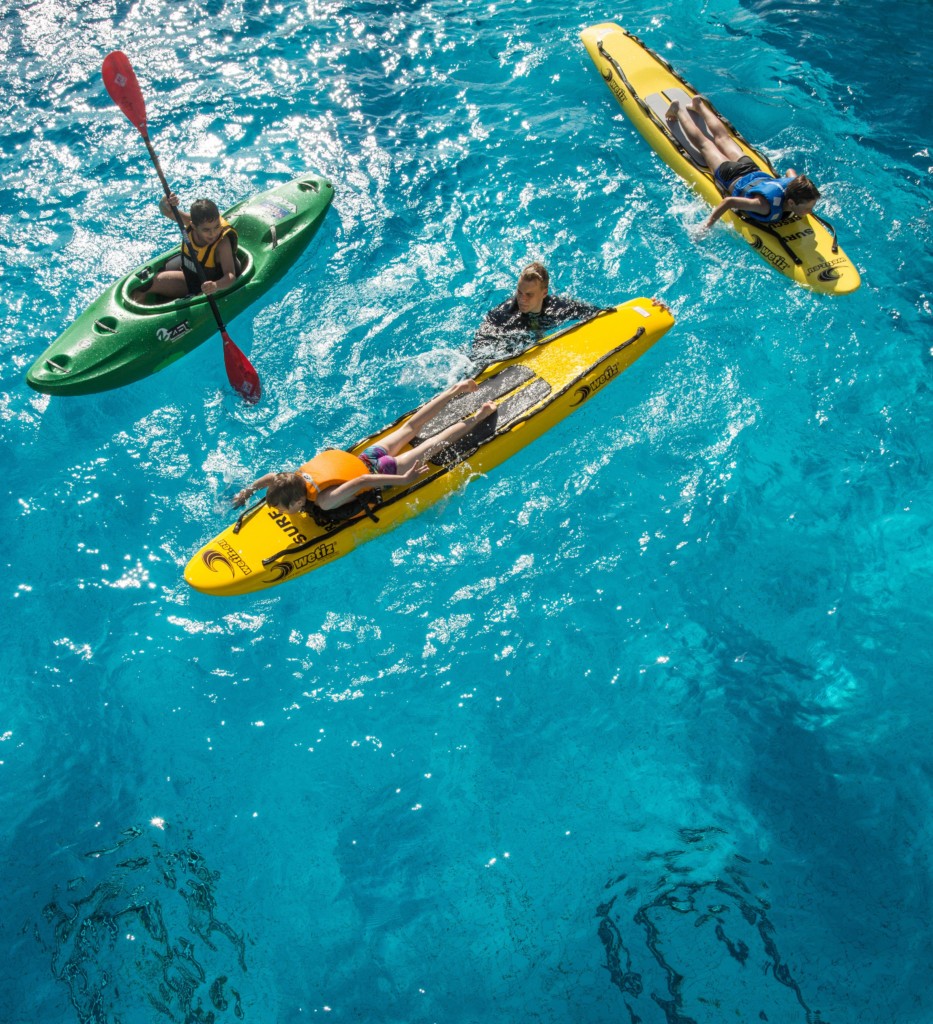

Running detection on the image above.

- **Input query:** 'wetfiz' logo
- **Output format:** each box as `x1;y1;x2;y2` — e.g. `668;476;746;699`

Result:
293;543;337;570
201;539;253;577
265;542;336;583
219;538;253;575
571;362;619;407
750;236;790;272
602;67;627;105
156;321;191;344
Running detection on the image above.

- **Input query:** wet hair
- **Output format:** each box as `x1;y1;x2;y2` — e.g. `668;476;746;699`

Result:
265;472;307;509
189;198;221;225
519;261;549;290
784;176;820;206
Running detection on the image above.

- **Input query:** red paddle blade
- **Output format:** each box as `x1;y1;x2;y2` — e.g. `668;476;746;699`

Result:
222;333;261;404
102;51;148;136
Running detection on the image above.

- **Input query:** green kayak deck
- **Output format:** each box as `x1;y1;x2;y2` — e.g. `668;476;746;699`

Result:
27;174;334;396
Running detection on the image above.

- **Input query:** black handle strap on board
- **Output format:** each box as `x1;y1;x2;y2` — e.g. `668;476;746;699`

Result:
811;210;839;253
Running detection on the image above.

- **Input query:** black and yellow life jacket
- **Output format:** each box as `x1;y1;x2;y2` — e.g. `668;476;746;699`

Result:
181;217;238;289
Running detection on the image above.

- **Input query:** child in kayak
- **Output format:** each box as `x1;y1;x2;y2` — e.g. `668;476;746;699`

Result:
137;193;239;300
232;379;497;513
665;96;820;228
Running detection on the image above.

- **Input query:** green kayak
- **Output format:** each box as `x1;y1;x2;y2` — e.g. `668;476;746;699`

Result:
27;174;334;396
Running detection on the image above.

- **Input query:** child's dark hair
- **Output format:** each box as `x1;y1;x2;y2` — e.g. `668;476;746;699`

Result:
189;198;221;225
785;176;820;205
266;472;307;509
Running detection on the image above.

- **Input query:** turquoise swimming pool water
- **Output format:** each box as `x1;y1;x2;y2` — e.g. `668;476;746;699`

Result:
1;0;931;1021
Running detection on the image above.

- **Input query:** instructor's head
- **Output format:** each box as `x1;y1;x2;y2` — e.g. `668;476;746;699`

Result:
515;261;549;314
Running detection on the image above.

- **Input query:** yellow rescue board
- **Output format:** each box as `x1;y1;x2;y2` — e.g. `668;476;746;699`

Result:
581;22;860;295
185;297;675;597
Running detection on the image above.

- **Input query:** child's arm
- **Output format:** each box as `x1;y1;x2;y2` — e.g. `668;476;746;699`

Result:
706;193;770;228
232;473;277;507
158;192;191;229
201;236;237;296
316;463;430;509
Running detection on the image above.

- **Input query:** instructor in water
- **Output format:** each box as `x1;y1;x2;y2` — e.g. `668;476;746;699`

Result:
472;261;604;363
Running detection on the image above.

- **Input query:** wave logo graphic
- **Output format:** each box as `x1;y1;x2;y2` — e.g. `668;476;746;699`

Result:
201;548;234;578
266;560;294;583
750;235;763;250
601;67;613;82
571;384;592;407
818;267;841;282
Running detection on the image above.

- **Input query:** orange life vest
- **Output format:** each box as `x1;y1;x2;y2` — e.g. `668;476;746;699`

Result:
299;449;368;502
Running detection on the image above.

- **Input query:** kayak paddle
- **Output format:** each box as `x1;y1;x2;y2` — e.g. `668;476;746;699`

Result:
102;50;261;404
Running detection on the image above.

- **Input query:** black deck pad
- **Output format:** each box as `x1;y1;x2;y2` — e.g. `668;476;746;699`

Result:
430;409;499;468
429;376;552;468
415;364;534;442
645;87;713;169
497;376;551;426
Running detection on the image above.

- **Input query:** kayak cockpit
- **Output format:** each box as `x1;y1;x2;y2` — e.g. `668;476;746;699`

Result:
120;246;255;314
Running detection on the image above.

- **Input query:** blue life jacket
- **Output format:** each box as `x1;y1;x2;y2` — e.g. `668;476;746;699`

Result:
729;171;796;224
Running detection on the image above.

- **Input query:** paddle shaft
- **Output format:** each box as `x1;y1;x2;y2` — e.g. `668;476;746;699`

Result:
102;49;260;401
140;133;231;333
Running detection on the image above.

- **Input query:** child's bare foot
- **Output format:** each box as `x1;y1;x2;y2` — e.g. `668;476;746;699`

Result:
665;100;681;122
473;401;496;422
451;378;478;398
689;94;708;112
